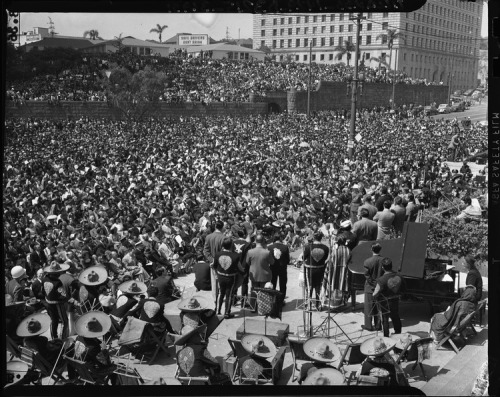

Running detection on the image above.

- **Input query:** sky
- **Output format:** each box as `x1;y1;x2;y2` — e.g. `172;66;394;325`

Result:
18;6;489;42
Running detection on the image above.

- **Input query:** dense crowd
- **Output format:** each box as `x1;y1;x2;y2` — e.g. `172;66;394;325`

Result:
7;51;438;104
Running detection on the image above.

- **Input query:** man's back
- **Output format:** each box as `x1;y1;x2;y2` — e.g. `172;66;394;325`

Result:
358;203;378;220
203;230;225;263
267;242;290;267
363;255;384;292
352;218;378;242
391;205;406;233
153;275;175;304
246;246;274;282
465;268;483;303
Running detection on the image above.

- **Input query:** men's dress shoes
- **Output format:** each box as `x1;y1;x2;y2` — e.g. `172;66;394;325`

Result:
361;325;374;331
224;313;235;319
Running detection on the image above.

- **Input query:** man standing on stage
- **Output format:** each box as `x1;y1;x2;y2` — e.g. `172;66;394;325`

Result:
267;232;290;305
246;235;274;313
303;231;330;311
203;220;226;305
232;229;252;306
362;243;384;331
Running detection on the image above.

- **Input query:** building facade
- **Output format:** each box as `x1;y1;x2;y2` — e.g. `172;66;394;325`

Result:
253;0;482;91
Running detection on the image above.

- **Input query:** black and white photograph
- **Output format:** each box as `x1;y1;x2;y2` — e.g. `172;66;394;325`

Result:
3;0;493;395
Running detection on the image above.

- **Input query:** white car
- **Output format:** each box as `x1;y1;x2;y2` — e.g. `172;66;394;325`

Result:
437;104;451;114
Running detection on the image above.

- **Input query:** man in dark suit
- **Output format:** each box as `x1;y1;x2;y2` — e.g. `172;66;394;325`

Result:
151;266;177;305
193;254;212;292
464;255;483;303
246;235;274;313
357;195;378;220
232;229;252;305
267;232;290;302
352;209;378;244
303;231;330;310
375;186;393;212
390;196;406;236
362;243;385;331
203;220;226;305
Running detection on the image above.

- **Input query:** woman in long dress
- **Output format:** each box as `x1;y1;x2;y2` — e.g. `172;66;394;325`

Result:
321;235;351;309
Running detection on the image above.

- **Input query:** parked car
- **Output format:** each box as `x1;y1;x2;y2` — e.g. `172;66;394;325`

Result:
453;90;463;96
463;89;475;97
450;102;466;112
423;106;438;116
437;104;452;114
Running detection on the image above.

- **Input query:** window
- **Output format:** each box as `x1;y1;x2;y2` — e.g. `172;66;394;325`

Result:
382;52;386;60
320;54;325;60
145;48;151;55
313;16;317;23
339;14;344;21
358;35;362;44
367;13;372;18
381;35;387;44
348;24;353;32
313;27;317;34
240;52;245;60
304;27;309;34
280;18;284;24
279;55;283;61
272;40;276;48
321;26;326;33
273;18;277;25
261;30;265;37
280;28;284;35
366;35;371;44
330;14;335;21
261;40;265;48
288;17;292;24
339;36;343;45
296;55;299;61
288;28;292;35
312;54;316;61
339;25;344;32
329;37;335;45
273;29;277;36
322;15;326;22
261;19;265;26
382;22;388;30
347;36;352;43
296;27;300;34
312;38;317;46
367;23;372;31
329;54;333;60
296;16;301;23
403;52;406;61
349;13;353;19
304;54;307;61
304;38;309;47
382;12;388;18
330;25;334;33
139;47;145;55
245;53;249;60
365;53;370;59
321;37;325;46
359;24;362;31
280;39;284;48
296;39;300;47
305;16;309;23
288;39;292;47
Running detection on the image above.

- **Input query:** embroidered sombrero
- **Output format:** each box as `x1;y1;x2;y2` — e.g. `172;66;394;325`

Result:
16;313;51;337
240;334;277;359
303;337;341;363
78;266;108;286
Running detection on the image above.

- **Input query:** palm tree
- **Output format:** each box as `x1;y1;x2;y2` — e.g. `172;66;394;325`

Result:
370;54;389;71
83;29;102;40
149;24;168;43
113;33;125;52
376;29;405;70
334;41;356;66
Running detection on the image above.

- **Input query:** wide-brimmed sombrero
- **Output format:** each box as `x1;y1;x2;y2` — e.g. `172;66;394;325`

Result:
16;313;51;337
75;311;111;338
118;280;148;295
303;367;345;385
240;334;277;359
43;262;70;274
78;266;108;286
177;295;211;312
360;336;396;357
173;324;208;346
303;337;341;363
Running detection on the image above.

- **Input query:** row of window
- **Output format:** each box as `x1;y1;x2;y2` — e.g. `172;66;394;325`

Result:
262;22;378;37
261;12;387;26
413;1;479;22
263;35;375;49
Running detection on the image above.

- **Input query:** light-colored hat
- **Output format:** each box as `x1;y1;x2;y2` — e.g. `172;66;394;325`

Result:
177;295;211;312
340;220;352;228
43;262;70;274
75;311;111;338
303;337;341;363
11;265;27;279
173;324;207;346
303;367;345;385
240;334;277;358
118;280;147;295
78;266;108;286
360;336;396;357
16;313;51;337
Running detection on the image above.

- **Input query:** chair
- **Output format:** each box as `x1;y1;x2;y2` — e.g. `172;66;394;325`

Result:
19;346;67;385
64;355;114;385
6;335;22;361
175;345;211;385
227;337;286;385
435;310;477;354
471;299;487;328
396;337;433;381
336;343;365;385
287;336;311;383
114;362;145;385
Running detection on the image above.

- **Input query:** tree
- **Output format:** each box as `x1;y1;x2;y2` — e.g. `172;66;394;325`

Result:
376;29;404;70
370;54;389;71
112;33;126;52
83;29;102;40
101;64;168;122
334;41;355;66
149;24;168;43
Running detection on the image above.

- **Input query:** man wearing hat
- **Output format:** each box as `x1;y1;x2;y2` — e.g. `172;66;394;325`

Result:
110;280;146;327
298;337;341;385
362;243;384;332
178;295;218;336
42;262;75;340
359;336;399;386
6;265;30;303
303;231;329;311
336;220;356;251
133;285;175;335
373;258;405;337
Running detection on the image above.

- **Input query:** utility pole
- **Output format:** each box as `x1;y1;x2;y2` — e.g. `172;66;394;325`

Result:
391;48;397;109
348;13;365;159
307;41;312;117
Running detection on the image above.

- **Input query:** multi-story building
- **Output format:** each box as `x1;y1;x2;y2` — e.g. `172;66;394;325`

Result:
253;0;483;91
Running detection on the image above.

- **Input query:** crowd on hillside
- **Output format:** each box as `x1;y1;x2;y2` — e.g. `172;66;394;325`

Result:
8;50;437;104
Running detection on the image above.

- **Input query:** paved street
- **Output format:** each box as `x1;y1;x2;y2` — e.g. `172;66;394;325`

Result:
430;98;487;124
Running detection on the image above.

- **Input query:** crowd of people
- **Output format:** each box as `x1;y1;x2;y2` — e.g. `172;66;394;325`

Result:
8;50;439;104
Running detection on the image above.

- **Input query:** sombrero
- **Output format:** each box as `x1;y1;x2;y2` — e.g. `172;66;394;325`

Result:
16;313;51;337
360;336;396;357
173;324;207;346
78;266;108;286
43;262;70;274
303;367;345;385
118;280;147;295
303;337;341;363
240;334;277;359
75;311;111;338
177;295;212;312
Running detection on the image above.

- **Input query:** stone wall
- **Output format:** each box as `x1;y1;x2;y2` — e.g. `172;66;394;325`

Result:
5;101;269;120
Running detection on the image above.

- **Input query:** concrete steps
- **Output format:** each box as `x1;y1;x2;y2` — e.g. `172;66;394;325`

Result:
420;340;488;396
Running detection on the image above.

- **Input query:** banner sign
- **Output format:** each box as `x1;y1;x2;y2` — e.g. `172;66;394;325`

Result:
177;34;208;46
